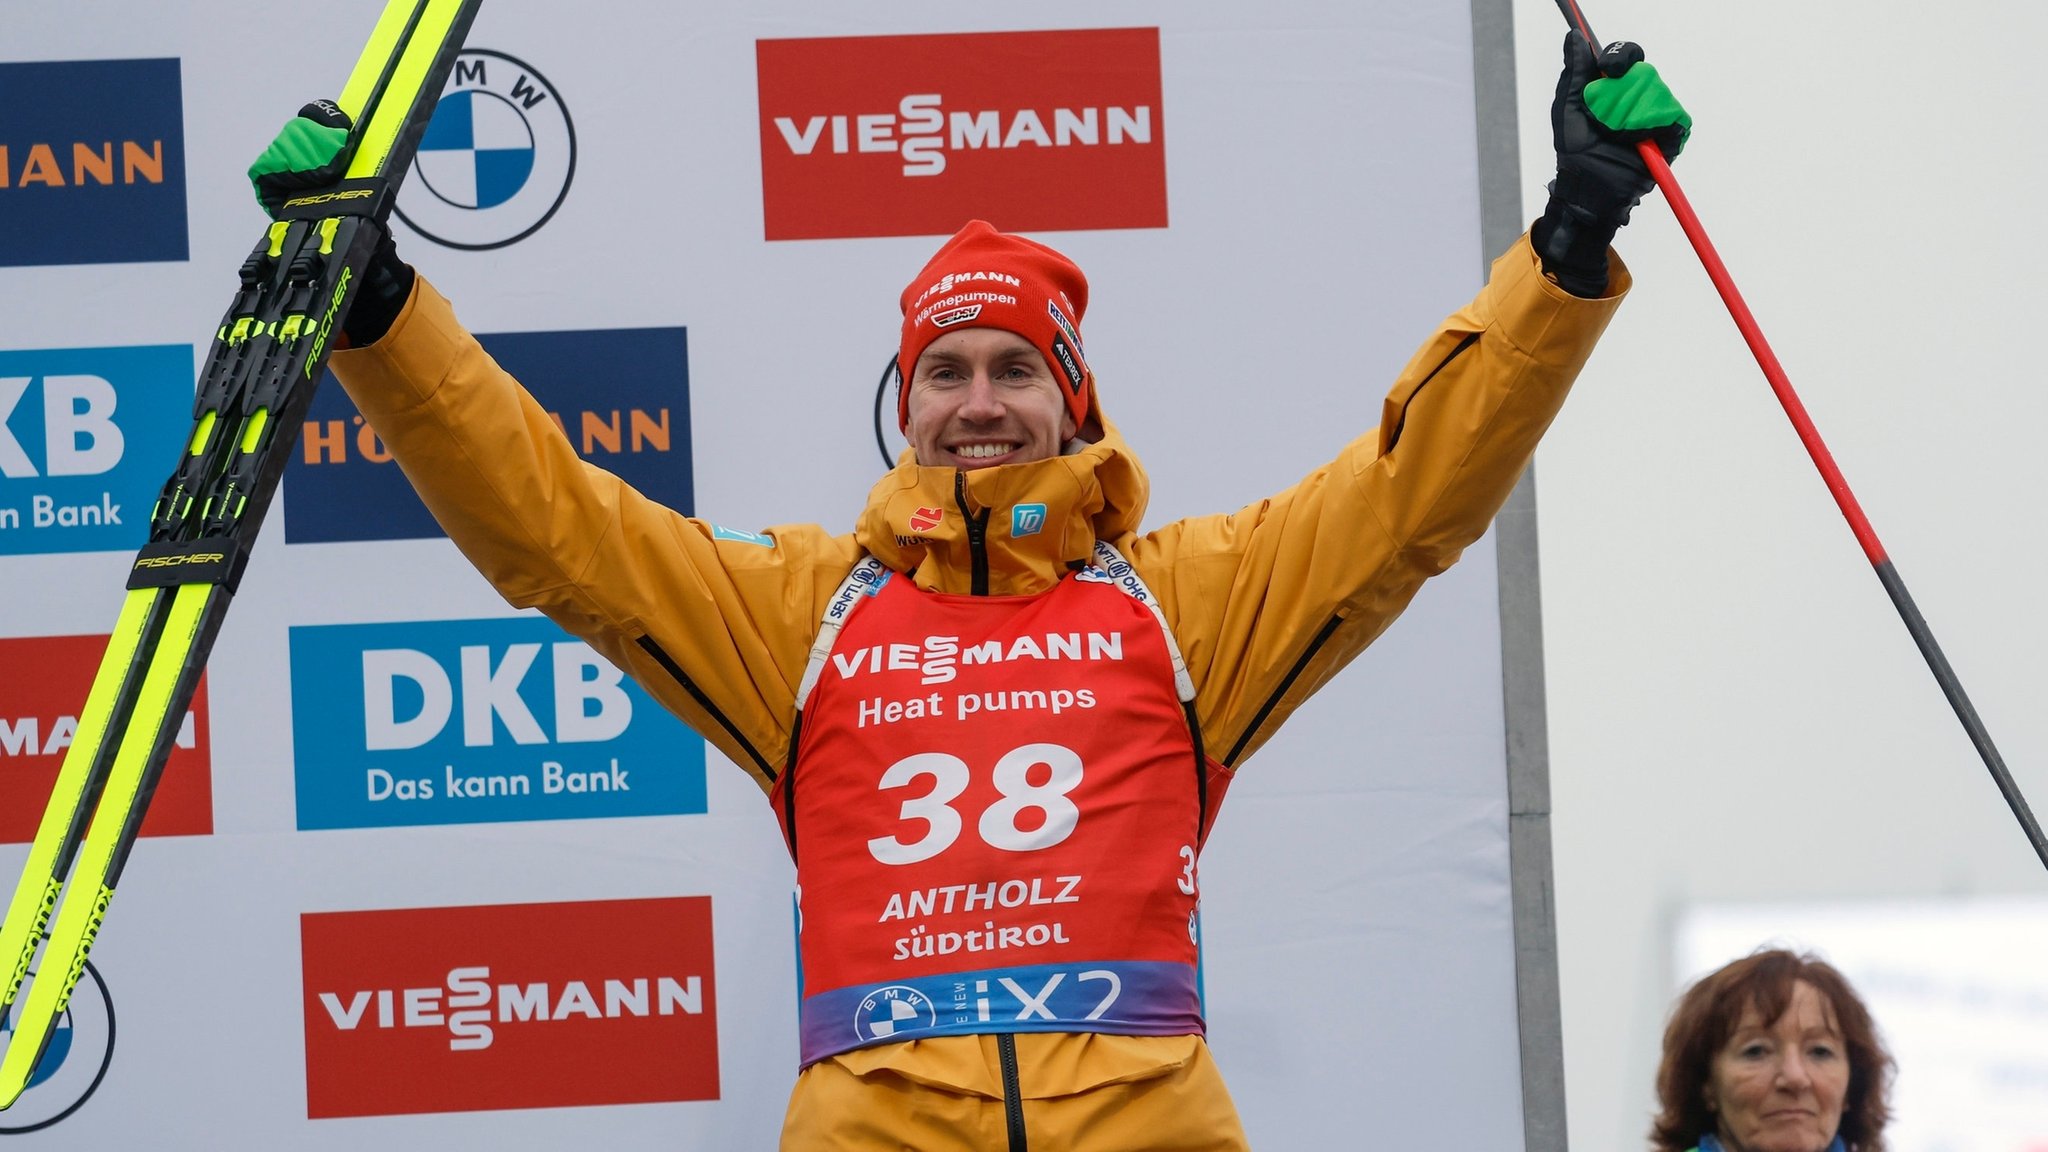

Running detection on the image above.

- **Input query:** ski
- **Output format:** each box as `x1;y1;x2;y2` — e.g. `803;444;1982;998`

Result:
0;0;480;1107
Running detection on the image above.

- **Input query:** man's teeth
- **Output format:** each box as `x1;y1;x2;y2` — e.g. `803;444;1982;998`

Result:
956;443;1016;459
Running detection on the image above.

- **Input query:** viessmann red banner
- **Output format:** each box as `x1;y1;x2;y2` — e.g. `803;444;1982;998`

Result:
756;27;1168;240
301;896;720;1118
0;634;212;842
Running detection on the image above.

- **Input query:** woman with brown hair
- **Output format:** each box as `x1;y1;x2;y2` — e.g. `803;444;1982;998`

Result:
1651;949;1895;1152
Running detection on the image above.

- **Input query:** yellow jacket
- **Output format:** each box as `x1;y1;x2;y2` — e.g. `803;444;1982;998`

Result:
329;234;1625;1136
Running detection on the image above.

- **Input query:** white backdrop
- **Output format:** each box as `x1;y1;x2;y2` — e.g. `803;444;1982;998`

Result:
0;2;1547;1146
1505;2;2048;1146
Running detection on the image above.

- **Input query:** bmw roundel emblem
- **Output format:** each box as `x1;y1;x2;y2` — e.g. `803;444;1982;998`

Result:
0;961;115;1134
853;985;937;1043
394;48;576;251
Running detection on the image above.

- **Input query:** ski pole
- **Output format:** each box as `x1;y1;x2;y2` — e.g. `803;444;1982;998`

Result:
1551;0;2048;873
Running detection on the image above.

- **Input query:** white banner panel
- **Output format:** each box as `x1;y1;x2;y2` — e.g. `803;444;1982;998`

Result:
0;1;1541;1146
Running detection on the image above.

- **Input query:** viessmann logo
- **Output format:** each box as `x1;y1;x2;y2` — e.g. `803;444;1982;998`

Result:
756;28;1167;240
301;897;719;1118
832;629;1127;687
0;634;212;843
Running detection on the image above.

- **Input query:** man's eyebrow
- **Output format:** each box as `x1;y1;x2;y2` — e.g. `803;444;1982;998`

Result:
920;344;1040;367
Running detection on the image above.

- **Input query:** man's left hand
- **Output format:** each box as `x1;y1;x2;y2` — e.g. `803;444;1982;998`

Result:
1536;31;1690;296
1583;41;1690;161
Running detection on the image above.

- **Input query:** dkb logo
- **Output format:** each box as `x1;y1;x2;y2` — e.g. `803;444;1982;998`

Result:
0;345;191;556
290;617;705;830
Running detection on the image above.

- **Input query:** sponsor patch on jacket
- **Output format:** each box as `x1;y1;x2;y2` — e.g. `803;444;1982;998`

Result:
1010;504;1047;538
712;525;774;546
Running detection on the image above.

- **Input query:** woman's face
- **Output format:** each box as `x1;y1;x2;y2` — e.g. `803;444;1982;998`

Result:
1705;979;1851;1152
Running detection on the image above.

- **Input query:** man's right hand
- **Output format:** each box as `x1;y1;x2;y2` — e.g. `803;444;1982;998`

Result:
248;101;353;217
247;99;416;346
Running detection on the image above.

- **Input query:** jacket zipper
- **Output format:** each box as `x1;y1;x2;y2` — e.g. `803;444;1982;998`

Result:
955;471;991;596
1385;330;1479;451
779;712;803;861
998;1033;1027;1150
635;635;775;782
1222;613;1344;768
1185;700;1211;844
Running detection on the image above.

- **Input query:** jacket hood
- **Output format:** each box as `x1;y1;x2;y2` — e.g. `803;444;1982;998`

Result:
856;411;1148;596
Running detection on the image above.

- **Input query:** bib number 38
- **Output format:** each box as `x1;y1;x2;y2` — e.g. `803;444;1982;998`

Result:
867;743;1083;865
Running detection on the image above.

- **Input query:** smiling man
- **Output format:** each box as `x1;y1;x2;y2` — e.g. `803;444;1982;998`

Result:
898;223;1087;473
905;326;1075;470
275;29;1689;1152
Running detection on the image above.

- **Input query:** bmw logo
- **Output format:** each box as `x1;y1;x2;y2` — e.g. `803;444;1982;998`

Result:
0;961;115;1134
872;355;908;468
853;985;936;1044
394;48;576;251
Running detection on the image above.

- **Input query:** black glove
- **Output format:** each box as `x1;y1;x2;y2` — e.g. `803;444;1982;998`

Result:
343;224;414;348
1534;33;1685;297
249;101;414;346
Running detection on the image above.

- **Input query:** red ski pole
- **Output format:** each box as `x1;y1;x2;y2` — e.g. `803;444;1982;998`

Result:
1552;0;2048;873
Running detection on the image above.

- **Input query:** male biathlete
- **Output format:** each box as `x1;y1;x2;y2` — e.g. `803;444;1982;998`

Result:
254;32;1687;1150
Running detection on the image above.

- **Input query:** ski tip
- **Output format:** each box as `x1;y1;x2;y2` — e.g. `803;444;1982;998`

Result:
0;1053;32;1112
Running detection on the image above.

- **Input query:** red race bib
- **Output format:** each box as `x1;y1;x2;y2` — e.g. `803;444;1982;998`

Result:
778;567;1212;1064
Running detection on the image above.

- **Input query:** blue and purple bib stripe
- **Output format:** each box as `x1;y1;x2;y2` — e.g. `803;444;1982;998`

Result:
799;958;1202;1066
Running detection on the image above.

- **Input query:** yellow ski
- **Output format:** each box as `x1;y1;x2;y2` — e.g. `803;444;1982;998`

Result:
0;0;480;1107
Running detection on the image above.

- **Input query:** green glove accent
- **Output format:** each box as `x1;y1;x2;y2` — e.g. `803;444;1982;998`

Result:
249;118;347;180
247;101;353;216
1583;63;1691;158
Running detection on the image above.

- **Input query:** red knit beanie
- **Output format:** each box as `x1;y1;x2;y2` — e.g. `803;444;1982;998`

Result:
897;220;1092;433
